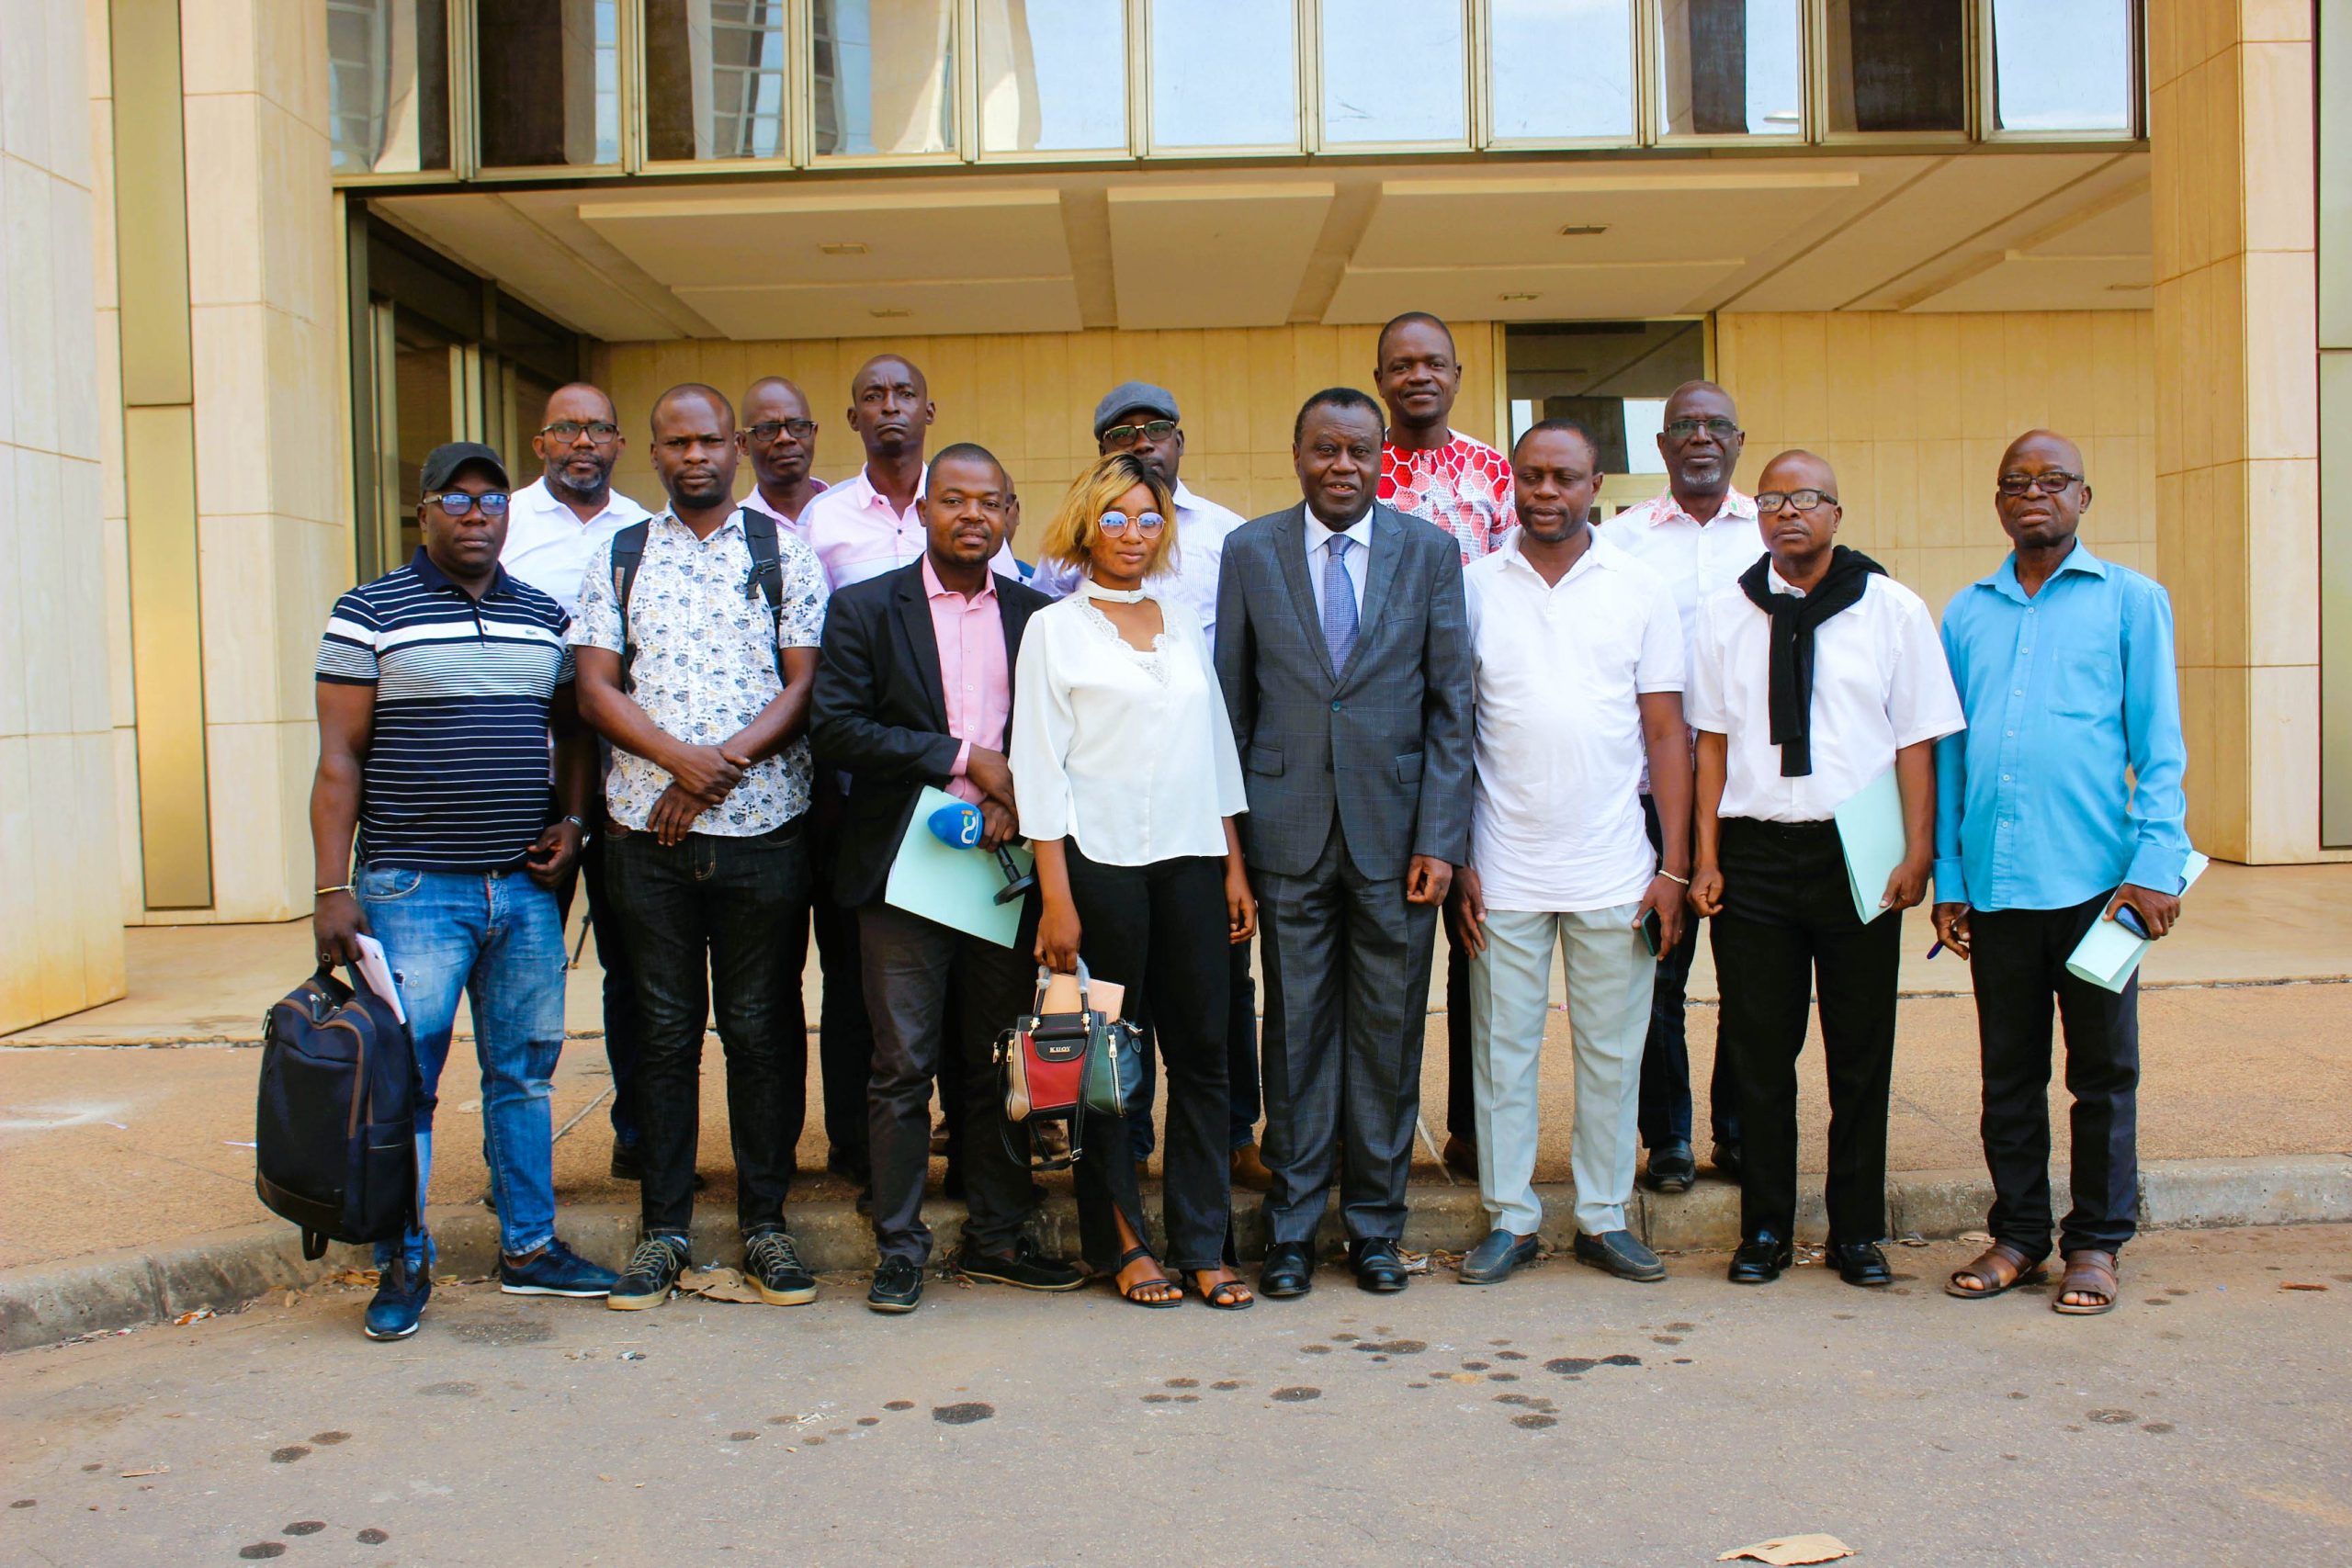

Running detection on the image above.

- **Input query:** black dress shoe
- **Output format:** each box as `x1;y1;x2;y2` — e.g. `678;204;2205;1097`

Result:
1260;1240;1315;1298
1643;1140;1697;1194
1573;1229;1667;1282
1727;1233;1793;1284
1710;1139;1744;1179
1350;1237;1409;1293
1829;1240;1894;1287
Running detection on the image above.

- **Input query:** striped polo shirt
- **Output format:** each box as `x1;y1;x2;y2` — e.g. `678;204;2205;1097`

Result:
315;551;574;872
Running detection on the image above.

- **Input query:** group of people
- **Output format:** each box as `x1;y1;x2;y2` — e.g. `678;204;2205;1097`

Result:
310;309;2189;1343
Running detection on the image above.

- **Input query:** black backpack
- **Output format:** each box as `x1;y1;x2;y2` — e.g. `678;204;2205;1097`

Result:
254;966;426;1259
608;508;789;693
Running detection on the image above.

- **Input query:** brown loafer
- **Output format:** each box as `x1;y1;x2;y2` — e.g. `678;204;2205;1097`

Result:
1229;1143;1273;1192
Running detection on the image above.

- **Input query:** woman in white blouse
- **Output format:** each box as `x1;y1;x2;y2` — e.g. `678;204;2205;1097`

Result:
1012;453;1256;1310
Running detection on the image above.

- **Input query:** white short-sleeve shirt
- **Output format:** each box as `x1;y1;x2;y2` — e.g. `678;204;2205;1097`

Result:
1465;536;1687;912
1687;567;1964;823
498;477;652;618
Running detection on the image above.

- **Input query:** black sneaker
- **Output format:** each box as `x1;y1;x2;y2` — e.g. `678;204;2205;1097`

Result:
362;1257;431;1341
954;1235;1084;1292
867;1256;923;1314
606;1234;690;1311
744;1228;817;1306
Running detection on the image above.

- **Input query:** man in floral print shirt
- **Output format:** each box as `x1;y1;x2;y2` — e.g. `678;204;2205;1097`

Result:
1374;310;1516;1179
572;384;831;1314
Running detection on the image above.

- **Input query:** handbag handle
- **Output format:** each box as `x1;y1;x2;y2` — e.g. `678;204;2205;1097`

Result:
1029;956;1091;1016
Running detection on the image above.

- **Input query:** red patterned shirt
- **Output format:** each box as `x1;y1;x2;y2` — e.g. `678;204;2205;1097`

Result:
1380;431;1517;561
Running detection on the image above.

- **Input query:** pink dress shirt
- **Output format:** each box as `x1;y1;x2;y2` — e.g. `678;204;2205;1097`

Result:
922;557;1011;804
804;465;1018;590
737;477;829;544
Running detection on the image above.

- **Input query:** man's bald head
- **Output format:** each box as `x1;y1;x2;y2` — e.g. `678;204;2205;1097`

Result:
846;355;933;459
2001;428;2083;474
741;377;819;494
1758;447;1837;496
540;381;617;427
1995;428;2092;554
1754;448;1842;571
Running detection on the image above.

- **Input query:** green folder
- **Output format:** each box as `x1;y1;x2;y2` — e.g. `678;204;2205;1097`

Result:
1833;766;1907;926
884;784;1035;949
2065;852;2209;993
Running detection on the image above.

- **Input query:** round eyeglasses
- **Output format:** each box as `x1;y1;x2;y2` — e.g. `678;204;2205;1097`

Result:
1098;511;1166;537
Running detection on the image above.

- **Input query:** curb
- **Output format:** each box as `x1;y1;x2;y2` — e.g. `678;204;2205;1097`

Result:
5;1152;2346;1353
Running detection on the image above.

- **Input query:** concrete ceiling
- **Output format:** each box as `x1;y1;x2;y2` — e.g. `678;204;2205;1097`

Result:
369;148;2152;344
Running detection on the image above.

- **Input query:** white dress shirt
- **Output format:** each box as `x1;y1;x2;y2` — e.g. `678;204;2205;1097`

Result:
800;464;1017;590
1466;536;1687;912
1011;582;1248;867
1597;486;1764;655
1305;506;1374;624
1687;568;1964;824
498;476;653;618
1027;479;1247;654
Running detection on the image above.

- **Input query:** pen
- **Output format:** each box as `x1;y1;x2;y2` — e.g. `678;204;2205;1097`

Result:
1925;940;1945;960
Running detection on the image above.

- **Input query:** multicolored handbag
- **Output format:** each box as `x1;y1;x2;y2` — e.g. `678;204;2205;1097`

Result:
994;962;1143;1171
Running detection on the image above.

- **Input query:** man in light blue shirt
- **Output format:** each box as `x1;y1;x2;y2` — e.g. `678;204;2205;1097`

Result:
1931;430;2189;1318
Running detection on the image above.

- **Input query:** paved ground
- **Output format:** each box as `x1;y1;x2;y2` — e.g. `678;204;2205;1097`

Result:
0;1226;2345;1567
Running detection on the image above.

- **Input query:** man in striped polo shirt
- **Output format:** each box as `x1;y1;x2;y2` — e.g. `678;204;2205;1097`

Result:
312;440;618;1342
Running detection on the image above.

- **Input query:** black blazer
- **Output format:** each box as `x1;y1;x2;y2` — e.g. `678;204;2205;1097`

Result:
810;559;1049;909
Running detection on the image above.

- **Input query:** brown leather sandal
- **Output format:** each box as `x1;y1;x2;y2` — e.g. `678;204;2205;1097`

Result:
2053;1248;2120;1314
1945;1240;2042;1299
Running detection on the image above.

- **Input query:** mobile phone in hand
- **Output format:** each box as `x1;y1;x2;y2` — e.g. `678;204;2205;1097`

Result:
1640;907;1663;957
2113;901;2154;941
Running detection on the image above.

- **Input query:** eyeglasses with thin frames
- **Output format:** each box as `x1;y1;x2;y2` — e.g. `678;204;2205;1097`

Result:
745;420;818;443
1097;511;1166;537
539;420;619;444
1102;419;1176;450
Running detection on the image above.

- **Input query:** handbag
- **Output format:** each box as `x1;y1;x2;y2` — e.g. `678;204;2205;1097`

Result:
993;961;1145;1171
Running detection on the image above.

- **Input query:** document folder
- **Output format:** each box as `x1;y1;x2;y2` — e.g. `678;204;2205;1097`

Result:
885;784;1035;949
1832;766;1907;926
2064;852;2210;993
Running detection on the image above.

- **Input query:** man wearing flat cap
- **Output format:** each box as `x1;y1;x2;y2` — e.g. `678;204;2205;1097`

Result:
1031;381;1270;1191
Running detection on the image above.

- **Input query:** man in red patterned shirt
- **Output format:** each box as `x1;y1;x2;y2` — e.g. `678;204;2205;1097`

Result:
1374;310;1516;1179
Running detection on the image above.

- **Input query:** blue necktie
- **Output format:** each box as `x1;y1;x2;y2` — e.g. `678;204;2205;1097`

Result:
1322;535;1358;671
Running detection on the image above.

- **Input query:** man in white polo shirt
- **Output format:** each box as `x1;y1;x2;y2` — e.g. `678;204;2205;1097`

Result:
498;382;656;1183
1449;419;1691;1288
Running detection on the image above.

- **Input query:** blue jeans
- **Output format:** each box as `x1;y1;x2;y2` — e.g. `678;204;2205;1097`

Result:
356;864;567;1264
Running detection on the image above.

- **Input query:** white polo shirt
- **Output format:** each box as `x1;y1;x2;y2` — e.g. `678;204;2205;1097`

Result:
498;476;653;617
1027;479;1247;653
801;464;1017;590
1687;567;1964;824
1465;535;1686;913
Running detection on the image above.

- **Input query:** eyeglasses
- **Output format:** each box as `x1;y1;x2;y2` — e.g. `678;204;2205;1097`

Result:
426;491;511;518
1664;417;1739;441
746;420;818;443
1754;490;1838;513
1102;419;1177;450
1097;511;1166;537
540;420;619;443
1996;470;2082;497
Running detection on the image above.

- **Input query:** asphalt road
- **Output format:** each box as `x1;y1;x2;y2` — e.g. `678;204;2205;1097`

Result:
1;1227;2346;1568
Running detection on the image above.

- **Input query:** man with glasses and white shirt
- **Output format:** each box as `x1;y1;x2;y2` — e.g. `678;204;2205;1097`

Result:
498;383;656;1184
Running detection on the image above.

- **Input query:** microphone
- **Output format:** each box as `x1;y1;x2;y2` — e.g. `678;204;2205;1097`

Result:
926;797;1037;906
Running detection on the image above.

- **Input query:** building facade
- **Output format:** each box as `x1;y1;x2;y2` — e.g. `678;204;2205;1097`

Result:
0;0;2340;1031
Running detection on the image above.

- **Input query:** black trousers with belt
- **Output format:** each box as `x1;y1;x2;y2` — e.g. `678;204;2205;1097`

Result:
1967;891;2141;1258
1709;817;1901;1246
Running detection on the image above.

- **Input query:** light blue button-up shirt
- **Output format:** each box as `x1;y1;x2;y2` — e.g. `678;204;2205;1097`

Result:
1933;541;2190;912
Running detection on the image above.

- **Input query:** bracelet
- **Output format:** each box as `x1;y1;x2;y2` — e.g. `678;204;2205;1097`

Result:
561;814;588;832
314;883;354;897
1655;869;1691;887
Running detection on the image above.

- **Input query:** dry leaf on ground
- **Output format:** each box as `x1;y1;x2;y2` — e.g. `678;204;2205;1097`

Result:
676;1267;765;1304
1718;1534;1854;1565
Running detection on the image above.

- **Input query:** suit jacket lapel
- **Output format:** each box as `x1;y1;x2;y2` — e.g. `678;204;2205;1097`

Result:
890;567;950;734
998;578;1031;735
1276;503;1338;684
1348;506;1405;685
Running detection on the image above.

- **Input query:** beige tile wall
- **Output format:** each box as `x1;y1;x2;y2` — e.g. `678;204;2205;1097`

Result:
594;322;1501;526
2148;3;2338;863
1716;310;2158;629
1;0;126;1030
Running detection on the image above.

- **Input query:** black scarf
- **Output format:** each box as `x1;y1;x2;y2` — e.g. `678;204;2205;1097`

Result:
1737;546;1886;777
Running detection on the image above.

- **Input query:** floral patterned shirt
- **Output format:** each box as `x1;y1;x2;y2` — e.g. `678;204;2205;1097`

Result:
1379;430;1518;561
571;511;829;836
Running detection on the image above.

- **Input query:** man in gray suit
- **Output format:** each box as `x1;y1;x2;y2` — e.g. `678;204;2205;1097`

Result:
1216;387;1475;1297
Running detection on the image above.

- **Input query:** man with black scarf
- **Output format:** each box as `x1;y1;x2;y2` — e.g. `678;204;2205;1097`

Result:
1685;450;1963;1288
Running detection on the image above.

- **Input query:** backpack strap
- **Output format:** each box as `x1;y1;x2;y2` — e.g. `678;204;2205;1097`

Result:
609;520;650;694
737;507;789;685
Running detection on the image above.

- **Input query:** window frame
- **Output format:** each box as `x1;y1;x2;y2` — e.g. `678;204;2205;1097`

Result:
1308;0;1476;158
636;0;804;172
1807;0;1977;146
1645;0;1815;148
1974;0;2145;144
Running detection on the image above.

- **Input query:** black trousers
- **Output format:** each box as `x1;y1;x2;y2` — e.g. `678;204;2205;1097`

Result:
577;827;646;1146
805;786;875;1177
1636;793;1741;1151
1445;939;1473;1142
1124;939;1261;1159
1968;891;2141;1258
859;899;1039;1265
1066;847;1235;1273
604;818;809;1237
1709;818;1899;1246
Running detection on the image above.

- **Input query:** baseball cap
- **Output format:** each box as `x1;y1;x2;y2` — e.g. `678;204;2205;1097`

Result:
1091;381;1181;439
419;441;512;493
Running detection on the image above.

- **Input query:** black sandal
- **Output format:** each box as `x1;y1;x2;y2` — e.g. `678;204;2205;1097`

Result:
1193;1270;1254;1311
1111;1246;1181;1308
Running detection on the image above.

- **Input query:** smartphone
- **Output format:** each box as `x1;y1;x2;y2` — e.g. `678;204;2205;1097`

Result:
1639;907;1664;957
2113;902;2154;941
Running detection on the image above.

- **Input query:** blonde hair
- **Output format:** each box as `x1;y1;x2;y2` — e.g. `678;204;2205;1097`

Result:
1037;453;1180;578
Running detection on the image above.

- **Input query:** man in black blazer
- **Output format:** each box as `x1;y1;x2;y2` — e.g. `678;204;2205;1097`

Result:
810;443;1081;1314
1216;388;1475;1296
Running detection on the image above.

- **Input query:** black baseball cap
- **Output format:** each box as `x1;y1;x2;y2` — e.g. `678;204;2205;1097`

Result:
419;441;511;492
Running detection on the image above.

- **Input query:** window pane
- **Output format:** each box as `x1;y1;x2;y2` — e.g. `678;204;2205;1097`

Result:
980;0;1127;152
328;0;450;174
1825;0;1963;132
812;0;956;156
1655;0;1803;137
476;0;622;167
1149;0;1297;149
1993;0;2133;132
1322;0;1464;146
646;0;792;161
1490;0;1633;142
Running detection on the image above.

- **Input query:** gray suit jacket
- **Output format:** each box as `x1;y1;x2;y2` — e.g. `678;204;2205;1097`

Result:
1214;501;1473;880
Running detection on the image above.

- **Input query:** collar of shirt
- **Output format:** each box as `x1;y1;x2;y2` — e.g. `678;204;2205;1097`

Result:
1634;484;1757;529
922;554;998;605
739;477;830;527
650;508;746;547
410;547;514;601
1305;506;1375;556
1985;537;2108;604
512;475;646;530
1497;528;1613;589
840;465;925;520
